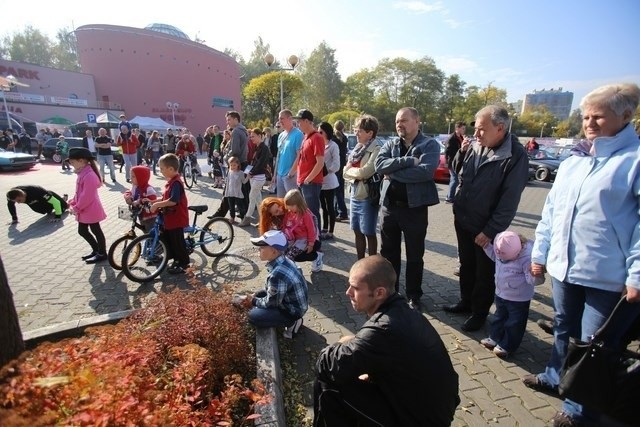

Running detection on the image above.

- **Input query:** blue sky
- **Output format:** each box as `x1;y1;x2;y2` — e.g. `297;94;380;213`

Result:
4;0;639;111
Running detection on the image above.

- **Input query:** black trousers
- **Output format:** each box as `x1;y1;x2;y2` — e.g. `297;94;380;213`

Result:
313;378;398;427
454;220;495;315
161;227;190;267
77;222;106;255
379;204;428;300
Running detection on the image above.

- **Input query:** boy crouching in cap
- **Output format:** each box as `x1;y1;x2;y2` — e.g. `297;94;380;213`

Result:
234;230;308;338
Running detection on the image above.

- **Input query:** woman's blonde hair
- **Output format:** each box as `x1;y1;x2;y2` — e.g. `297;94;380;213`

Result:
580;83;640;117
284;189;308;214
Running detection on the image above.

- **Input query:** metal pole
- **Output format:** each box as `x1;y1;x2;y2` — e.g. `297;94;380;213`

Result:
447;120;452;134
172;109;176;127
280;72;284;112
540;123;545;138
509;118;513;133
1;90;11;130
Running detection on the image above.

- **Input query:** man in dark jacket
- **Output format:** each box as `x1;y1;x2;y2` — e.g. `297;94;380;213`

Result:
314;255;459;427
444;105;529;331
7;185;68;224
375;107;441;311
444;121;466;202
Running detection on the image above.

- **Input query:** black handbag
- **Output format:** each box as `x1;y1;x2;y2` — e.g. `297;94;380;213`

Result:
559;296;640;422
365;173;382;206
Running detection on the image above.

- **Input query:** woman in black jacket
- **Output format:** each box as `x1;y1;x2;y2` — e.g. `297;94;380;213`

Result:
239;128;272;226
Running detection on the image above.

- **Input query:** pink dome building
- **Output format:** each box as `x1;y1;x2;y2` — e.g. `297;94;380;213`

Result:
75;23;241;134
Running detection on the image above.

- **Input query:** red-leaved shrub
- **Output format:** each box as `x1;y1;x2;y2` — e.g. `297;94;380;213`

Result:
0;288;268;426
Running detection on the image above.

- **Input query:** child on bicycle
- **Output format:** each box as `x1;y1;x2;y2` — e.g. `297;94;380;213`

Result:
123;165;158;232
175;134;198;176
149;153;190;274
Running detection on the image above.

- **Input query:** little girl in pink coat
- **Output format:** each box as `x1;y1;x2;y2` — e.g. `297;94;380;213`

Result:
67;147;108;264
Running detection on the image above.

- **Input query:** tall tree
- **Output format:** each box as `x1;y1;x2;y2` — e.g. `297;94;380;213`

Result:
297;41;343;118
242;37;277;86
243;72;304;124
52;28;79;71
439;74;466;129
0;25;55;67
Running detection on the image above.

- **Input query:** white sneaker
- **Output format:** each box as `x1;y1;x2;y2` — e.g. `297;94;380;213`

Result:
480;337;497;349
493;345;509;358
283;318;304;339
311;251;324;272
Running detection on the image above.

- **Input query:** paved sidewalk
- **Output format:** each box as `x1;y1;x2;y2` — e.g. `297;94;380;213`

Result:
1;159;560;425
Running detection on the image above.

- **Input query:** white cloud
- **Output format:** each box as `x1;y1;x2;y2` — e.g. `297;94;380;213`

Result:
435;56;479;74
392;1;445;14
444;19;462;29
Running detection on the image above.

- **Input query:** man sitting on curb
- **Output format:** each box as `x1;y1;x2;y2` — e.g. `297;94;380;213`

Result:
313;255;460;427
233;230;308;338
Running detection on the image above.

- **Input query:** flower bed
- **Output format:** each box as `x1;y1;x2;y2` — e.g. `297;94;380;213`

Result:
0;288;268;426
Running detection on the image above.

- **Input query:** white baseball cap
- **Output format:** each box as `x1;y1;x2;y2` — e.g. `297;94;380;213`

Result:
250;230;287;251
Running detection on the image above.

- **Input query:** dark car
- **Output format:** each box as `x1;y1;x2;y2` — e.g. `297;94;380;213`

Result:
42;137;123;164
528;147;561;182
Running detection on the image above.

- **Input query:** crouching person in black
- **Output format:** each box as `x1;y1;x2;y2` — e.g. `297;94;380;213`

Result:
7;185;68;224
314;255;460;427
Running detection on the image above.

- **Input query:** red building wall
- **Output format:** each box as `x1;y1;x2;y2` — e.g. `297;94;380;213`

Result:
75;24;241;134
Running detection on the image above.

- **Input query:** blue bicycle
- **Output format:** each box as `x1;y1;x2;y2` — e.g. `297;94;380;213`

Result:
121;205;234;282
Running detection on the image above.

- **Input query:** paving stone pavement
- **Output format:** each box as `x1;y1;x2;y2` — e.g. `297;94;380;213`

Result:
1;158;560;425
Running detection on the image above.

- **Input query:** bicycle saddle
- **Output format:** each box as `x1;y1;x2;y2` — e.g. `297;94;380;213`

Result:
188;205;209;214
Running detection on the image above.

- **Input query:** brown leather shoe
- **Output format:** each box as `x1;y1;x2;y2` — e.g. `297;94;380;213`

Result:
552;411;581;427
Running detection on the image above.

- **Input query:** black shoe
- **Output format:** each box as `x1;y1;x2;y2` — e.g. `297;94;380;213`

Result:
537;318;554;335
85;253;107;264
461;314;486;332
443;302;471;314
81;252;97;261
408;298;423;311
207;212;223;219
168;265;186;274
522;374;558;394
552;411;581;427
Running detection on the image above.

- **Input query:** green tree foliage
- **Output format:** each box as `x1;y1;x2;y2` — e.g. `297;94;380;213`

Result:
516;106;559;137
52;28;79;71
553;109;583;138
297;41;343;118
0;26;55;66
439;74;466;125
323;110;362;131
242;37;277;86
243;71;303;125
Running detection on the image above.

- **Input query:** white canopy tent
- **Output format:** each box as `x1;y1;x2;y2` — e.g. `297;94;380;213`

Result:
130;116;175;131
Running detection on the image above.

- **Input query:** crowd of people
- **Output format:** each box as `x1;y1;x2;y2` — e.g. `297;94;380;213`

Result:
5;82;640;426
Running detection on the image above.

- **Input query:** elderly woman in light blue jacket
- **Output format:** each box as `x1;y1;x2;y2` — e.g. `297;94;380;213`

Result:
522;83;640;427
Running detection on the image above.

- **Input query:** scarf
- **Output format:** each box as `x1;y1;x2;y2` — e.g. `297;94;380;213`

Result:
348;138;376;166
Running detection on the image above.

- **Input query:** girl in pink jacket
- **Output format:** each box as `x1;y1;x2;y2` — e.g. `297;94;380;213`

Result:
67;147;108;264
283;189;317;260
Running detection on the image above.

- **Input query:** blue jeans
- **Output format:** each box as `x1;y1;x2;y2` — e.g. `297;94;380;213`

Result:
300;183;322;227
123;153;137;180
447;168;458;201
152;151;160;174
334;167;348;217
97;154;116;181
248;291;298;328
490;296;530;353
276;174;298;198
537;278;621;422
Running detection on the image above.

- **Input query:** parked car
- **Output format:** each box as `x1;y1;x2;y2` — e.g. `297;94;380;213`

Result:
528;147;561;182
42;137;123;164
0;148;37;171
434;142;450;183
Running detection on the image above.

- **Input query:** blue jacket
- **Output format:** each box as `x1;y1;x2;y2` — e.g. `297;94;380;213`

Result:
375;132;440;208
532;123;640;291
484;240;545;302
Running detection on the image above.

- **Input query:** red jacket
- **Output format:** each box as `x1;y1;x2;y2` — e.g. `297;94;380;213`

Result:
117;133;140;154
162;174;189;230
176;139;196;157
124;166;158;222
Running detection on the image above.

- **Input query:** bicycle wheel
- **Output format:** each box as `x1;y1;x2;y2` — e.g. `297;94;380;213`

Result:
108;234;140;270
183;163;193;189
200;218;234;256
122;234;168;282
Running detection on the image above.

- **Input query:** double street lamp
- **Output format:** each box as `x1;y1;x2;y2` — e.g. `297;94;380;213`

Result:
509;113;517;134
0;75;29;130
446;118;454;134
264;53;299;112
540;122;547;138
166;101;180;127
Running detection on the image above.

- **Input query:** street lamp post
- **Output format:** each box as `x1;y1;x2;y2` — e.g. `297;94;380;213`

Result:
447;119;454;134
264;53;299;112
540;122;547;138
0;75;29;130
509;113;517;134
166;101;180;127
